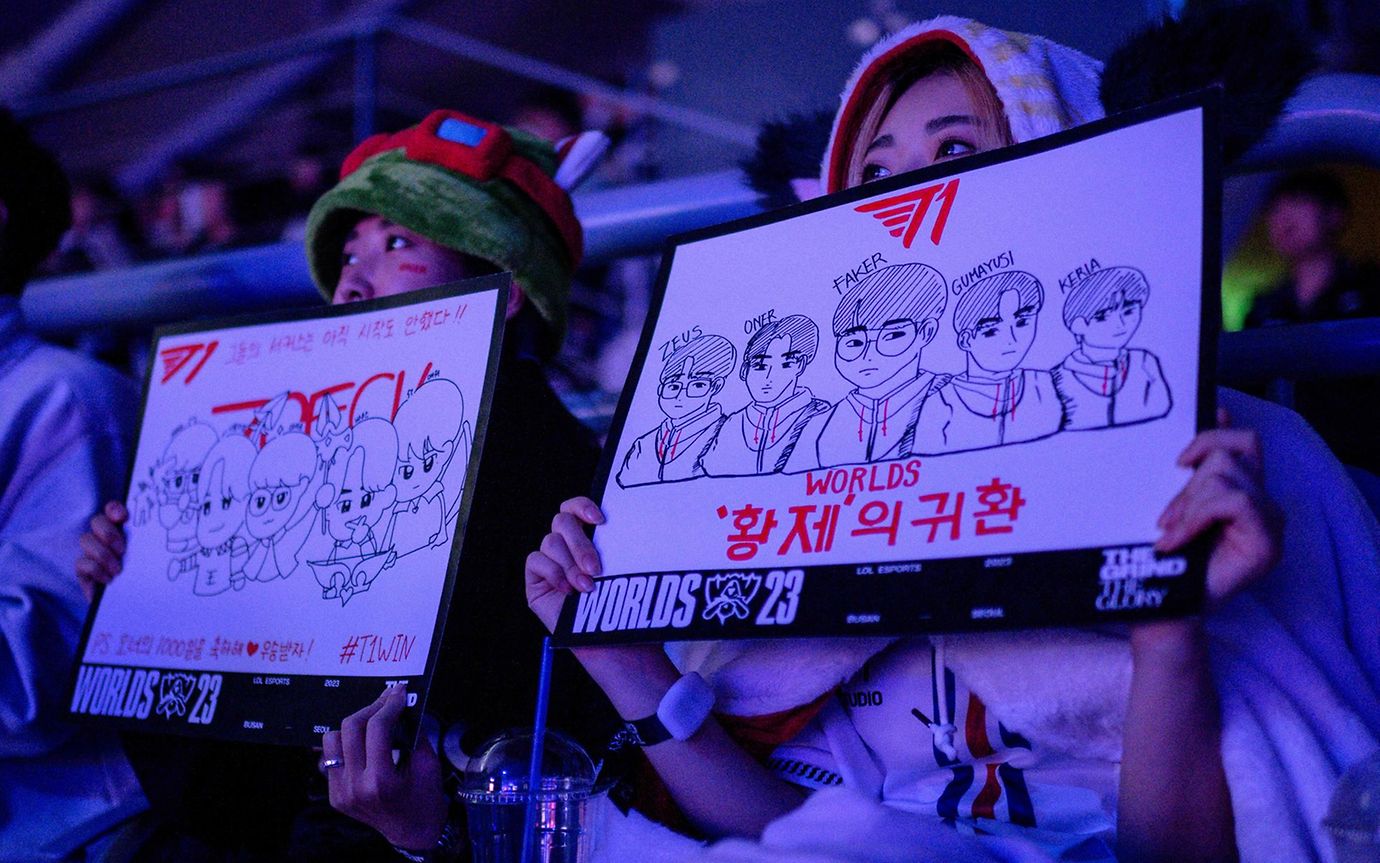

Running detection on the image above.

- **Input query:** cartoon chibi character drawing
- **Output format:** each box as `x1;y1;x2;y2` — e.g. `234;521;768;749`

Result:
616;334;736;487
384;379;471;557
913;270;1065;454
699;315;831;476
786;263;948;470
149;420;218;577
1051;265;1172;430
243;432;320;583
310;417;399;605
185;435;255;596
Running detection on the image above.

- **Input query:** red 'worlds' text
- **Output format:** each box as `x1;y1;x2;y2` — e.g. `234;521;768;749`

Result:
804;458;923;498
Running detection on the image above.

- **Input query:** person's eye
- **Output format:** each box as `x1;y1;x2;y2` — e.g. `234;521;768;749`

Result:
191;470;200;485
341;250;359;268
1015;317;1031;328
861;163;892;183
782;358;799;368
174;476;184;488
386;234;412;251
361;492;373;508
339;500;351;513
881;329;908;341
935;138;977;160
400;464;414;480
423;455;437;473
751;361;767;371
1093;311;1109;322
980;327;998;338
202;501;210;515
275;491;289;506
221;496;232;510
845;336;865;349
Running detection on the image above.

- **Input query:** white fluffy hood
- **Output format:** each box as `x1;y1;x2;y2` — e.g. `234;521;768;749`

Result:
820;16;1104;193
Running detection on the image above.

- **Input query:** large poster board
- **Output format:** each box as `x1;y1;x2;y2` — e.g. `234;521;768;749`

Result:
558;95;1219;646
71;277;507;745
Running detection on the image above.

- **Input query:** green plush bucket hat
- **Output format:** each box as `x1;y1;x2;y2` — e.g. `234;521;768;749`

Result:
305;110;584;342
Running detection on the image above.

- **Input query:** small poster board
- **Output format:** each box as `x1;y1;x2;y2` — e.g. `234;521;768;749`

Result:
71;276;507;745
557;94;1219;646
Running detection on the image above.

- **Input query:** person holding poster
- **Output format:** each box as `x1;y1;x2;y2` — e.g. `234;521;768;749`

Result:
76;111;621;859
520;16;1333;863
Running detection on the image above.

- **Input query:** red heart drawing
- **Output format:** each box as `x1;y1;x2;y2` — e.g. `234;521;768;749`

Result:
246;641;259;656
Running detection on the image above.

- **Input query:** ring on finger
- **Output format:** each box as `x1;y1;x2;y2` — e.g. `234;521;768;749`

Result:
321;757;345;771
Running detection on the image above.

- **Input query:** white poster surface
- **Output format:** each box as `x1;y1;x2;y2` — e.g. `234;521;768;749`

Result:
559;98;1216;644
73;277;507;744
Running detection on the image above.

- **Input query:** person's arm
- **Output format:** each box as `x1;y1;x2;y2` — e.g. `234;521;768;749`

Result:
1117;413;1280;863
527;497;806;839
4;414;128;756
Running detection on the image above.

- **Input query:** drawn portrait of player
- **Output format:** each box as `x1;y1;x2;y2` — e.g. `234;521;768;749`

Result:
1051;265;1172;430
384;379;470;557
310;417;398;605
786;262;947;470
150;420;217;564
184;434;255;597
700;315;830;476
243;432;320;584
914;271;1065;454
617;333;736;487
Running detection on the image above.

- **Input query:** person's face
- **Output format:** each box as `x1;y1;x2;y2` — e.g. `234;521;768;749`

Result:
958;290;1039;374
395;442;454;502
245;479;309;539
1072;290;1142;351
1266;194;1343;261
657;356;723;421
858;72;1002;184
332;216;490;304
744;334;806;404
834;317;937;389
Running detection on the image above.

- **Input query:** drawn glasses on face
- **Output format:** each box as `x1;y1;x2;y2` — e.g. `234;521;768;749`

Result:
159;468;200;498
249;485;301;517
658;378;715;399
835;321;919;362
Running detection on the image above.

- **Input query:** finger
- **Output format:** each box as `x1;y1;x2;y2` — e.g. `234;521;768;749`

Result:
559;496;605;526
1158;455;1243;536
526;551;574;593
1157;482;1264;553
322;729;348;807
551;512;601;578
89;515;126;557
105;500;128;524
340;690;392;777
1177;429;1262;473
76;555;115;586
76;561;97;601
364;685;407;777
79;533;121;577
539;532;592;590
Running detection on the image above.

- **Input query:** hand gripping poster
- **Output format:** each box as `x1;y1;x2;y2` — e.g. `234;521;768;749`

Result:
71;277;506;745
557;95;1220;646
